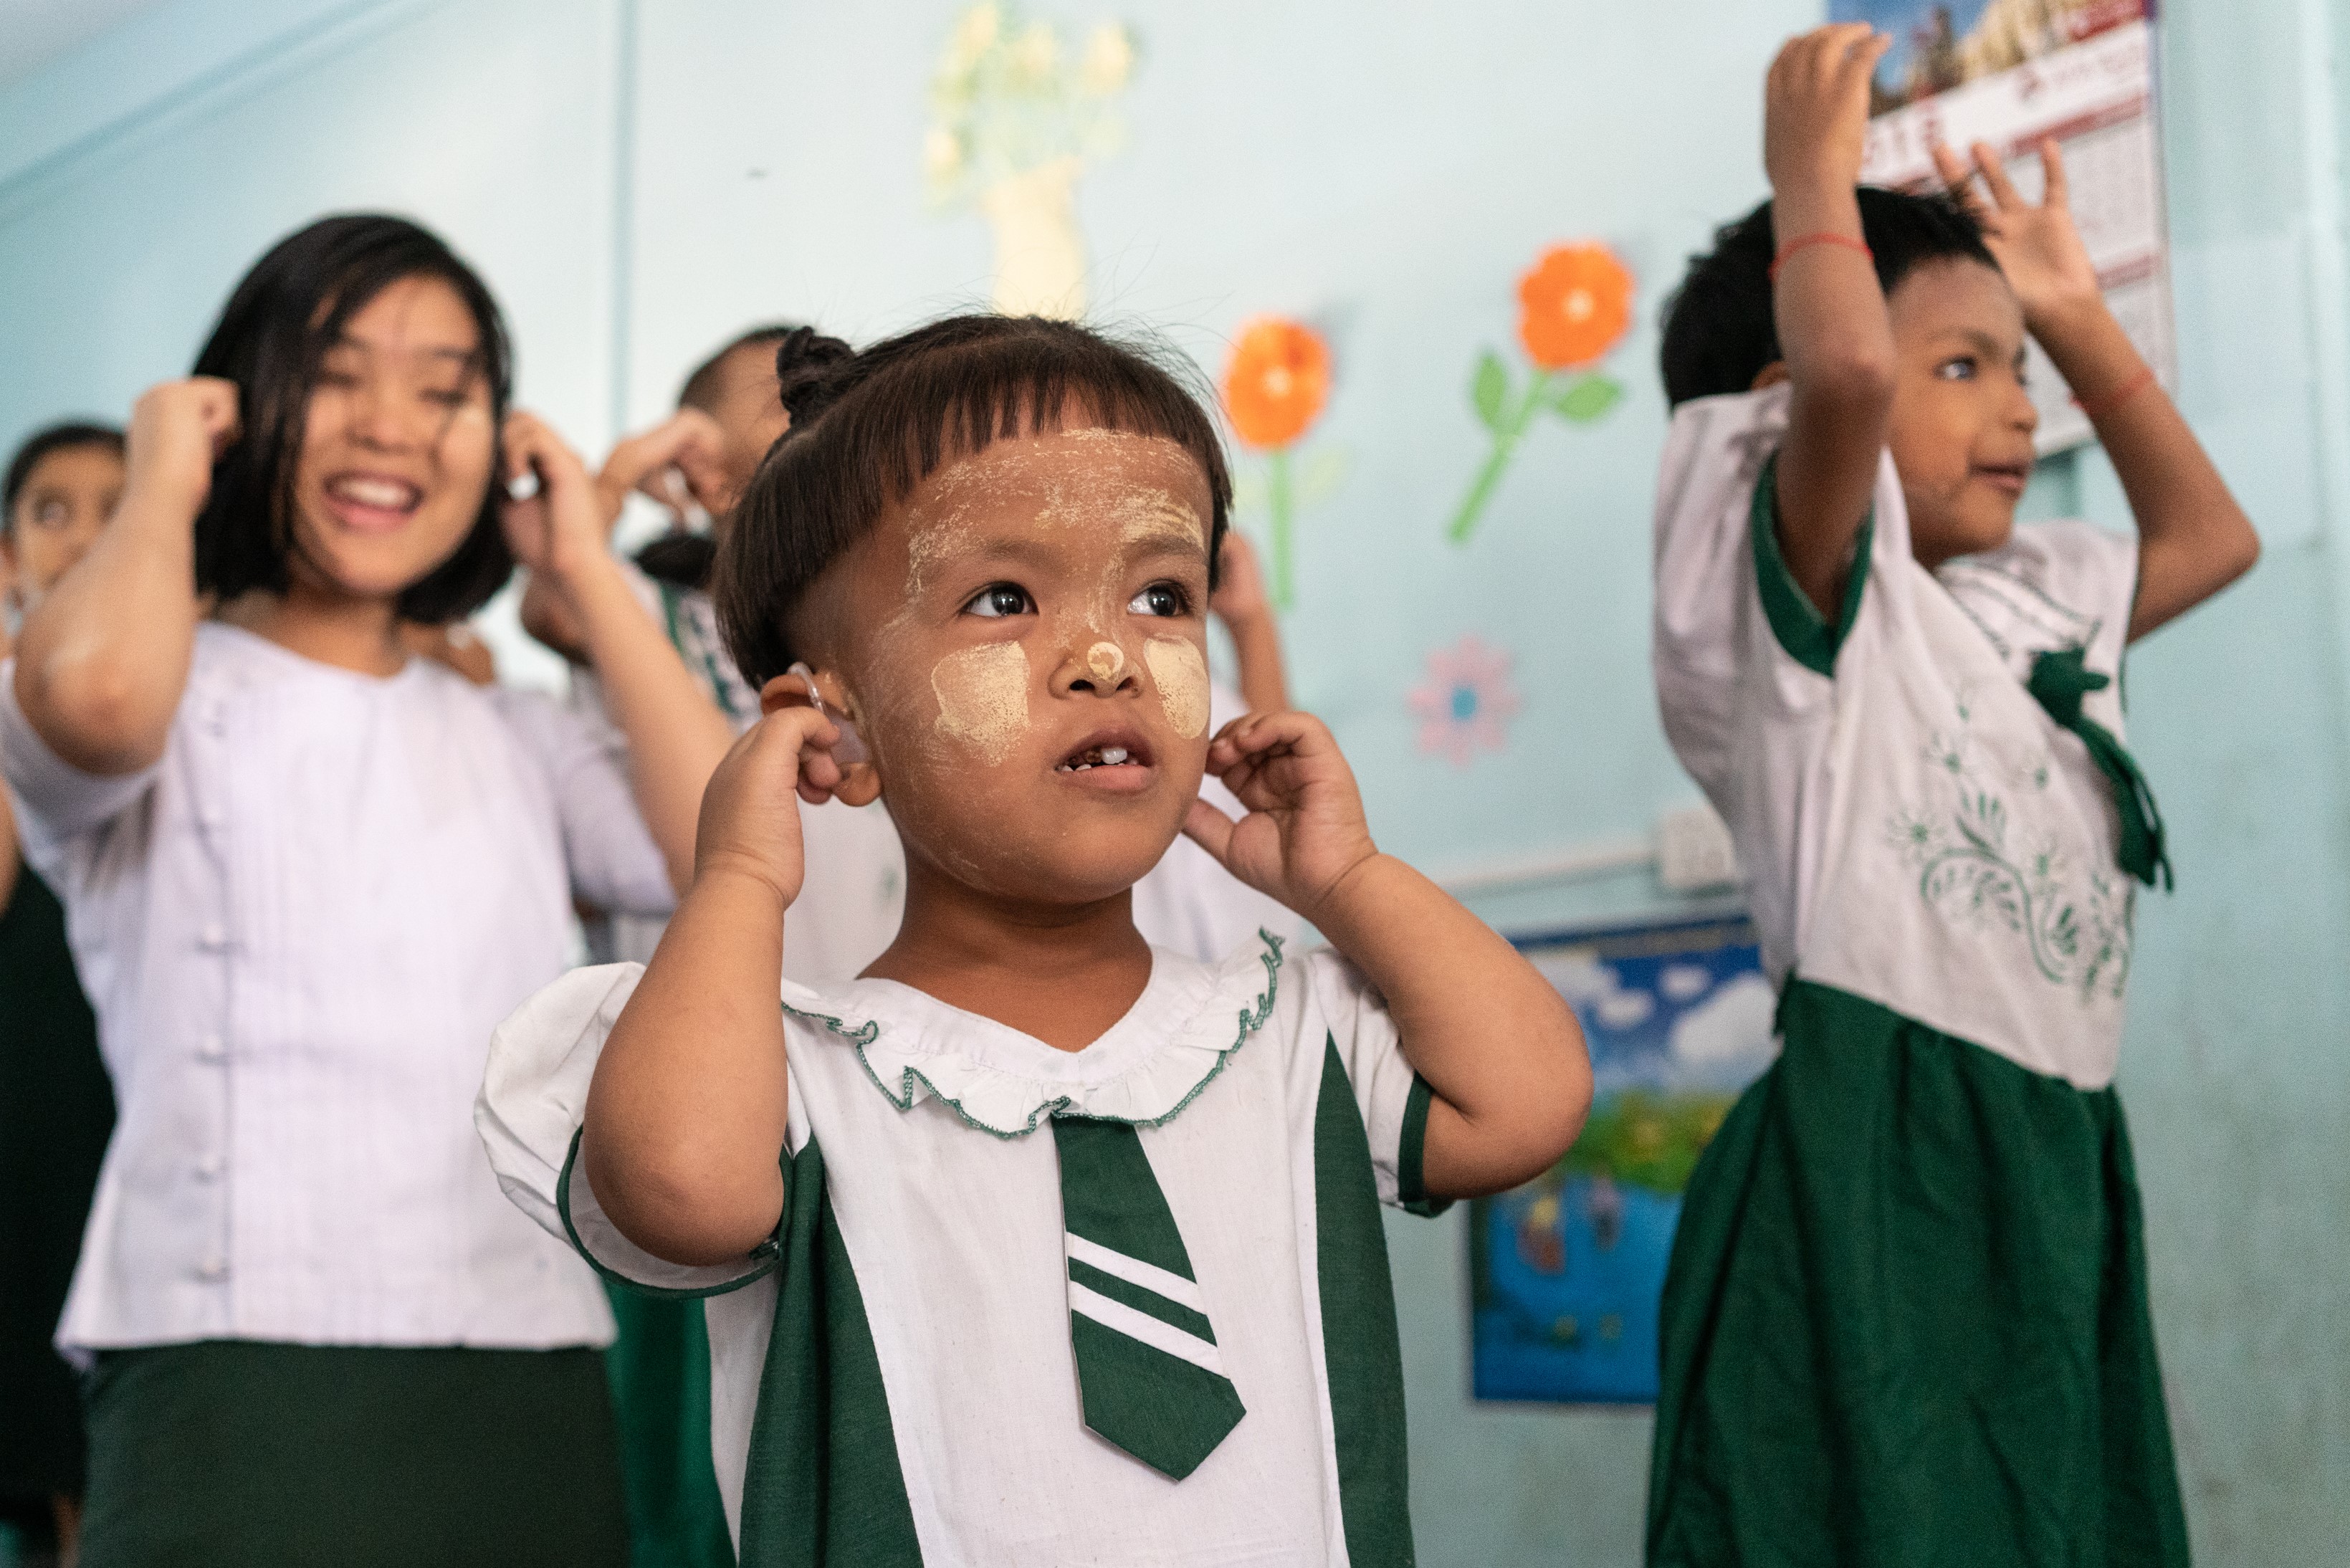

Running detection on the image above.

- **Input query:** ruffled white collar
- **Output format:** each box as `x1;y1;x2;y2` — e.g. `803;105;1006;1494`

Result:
776;930;1285;1138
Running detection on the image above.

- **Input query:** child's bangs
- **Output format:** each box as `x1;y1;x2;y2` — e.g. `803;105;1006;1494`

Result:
722;316;1234;688
855;335;1233;532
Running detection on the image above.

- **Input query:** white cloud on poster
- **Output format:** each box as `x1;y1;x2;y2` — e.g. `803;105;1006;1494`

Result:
1596;989;1656;1028
1658;962;1713;1003
1668;972;1776;1069
1534;951;1615;1004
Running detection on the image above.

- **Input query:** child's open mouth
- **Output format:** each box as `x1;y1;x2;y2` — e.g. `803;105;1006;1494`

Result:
1054;732;1155;788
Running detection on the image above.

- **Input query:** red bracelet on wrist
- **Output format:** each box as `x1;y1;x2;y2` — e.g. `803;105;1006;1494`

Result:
2072;365;2156;423
1769;232;1874;282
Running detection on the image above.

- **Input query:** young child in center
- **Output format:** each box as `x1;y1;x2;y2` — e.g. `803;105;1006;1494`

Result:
0;421;123;1567
1;214;736;1567
479;314;1592;1563
1645;27;2258;1566
535;322;1303;982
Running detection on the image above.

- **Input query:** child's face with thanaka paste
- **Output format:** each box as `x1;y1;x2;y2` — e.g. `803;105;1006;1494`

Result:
803;424;1216;905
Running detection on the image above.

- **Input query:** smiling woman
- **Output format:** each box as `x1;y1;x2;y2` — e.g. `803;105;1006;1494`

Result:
191;215;515;624
0;214;737;1567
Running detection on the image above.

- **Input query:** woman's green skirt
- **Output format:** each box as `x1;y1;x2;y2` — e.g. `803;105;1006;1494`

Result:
1647;979;2191;1567
78;1341;629;1567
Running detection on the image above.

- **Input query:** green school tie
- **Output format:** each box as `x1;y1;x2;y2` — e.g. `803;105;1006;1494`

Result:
1050;1115;1246;1479
2028;646;2172;891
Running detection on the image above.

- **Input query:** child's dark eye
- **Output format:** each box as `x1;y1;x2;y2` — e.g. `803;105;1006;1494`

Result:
1127;581;1188;618
424;387;470;408
963;583;1035;618
1936;357;1978;382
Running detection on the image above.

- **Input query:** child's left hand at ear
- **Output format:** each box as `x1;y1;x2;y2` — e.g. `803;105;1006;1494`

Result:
1184;711;1380;924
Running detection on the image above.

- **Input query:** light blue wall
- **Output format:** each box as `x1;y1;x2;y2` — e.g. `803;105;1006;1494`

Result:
0;1;2344;1560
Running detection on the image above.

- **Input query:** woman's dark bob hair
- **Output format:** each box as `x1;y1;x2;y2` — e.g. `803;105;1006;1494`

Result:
717;315;1232;687
191;214;515;623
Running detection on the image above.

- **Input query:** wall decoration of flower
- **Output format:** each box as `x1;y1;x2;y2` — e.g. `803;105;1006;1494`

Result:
924;4;1138;319
1409;635;1523;766
1221;316;1335;609
1448;242;1635;545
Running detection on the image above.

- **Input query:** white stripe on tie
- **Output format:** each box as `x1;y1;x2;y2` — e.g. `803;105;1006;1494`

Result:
1064;1234;1208;1313
1067;1283;1226;1375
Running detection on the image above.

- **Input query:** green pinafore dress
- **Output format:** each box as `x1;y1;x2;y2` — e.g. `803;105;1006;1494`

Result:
1646;385;2190;1567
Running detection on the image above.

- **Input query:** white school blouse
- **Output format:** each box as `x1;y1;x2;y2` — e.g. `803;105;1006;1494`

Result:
481;934;1441;1562
1652;383;2142;1089
0;622;674;1361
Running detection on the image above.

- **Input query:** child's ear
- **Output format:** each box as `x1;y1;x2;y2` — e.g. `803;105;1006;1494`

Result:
1750;360;1792;392
828;761;884;808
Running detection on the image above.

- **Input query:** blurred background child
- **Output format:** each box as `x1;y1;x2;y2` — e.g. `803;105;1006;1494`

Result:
1646;26;2255;1566
0;421;123;1568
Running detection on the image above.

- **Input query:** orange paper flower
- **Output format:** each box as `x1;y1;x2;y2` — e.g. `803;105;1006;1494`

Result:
1515;243;1633;372
1221;317;1332;449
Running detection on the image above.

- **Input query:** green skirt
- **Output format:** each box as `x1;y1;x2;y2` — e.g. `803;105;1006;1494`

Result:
1647;979;2190;1567
0;868;113;1502
79;1341;630;1568
603;1288;735;1567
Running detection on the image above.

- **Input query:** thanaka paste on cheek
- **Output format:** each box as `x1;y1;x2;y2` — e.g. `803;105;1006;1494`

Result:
1145;636;1210;738
932;642;1030;764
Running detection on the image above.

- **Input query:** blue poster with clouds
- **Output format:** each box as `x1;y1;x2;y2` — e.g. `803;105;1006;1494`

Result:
1470;915;1776;1405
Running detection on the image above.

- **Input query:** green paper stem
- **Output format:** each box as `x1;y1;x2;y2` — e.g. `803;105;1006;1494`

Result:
1269;446;1295;608
1448;368;1554;545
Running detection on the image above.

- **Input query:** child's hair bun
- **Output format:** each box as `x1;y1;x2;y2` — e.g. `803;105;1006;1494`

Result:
774;326;859;429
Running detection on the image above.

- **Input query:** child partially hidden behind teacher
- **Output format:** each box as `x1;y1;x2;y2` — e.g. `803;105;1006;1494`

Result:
1646;24;2257;1568
479;315;1592;1561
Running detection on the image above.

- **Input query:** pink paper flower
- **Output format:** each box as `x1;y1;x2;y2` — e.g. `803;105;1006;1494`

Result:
1408;635;1522;766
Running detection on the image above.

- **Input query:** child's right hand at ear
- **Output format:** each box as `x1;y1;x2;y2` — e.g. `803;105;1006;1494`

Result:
690;700;847;909
124;378;241;519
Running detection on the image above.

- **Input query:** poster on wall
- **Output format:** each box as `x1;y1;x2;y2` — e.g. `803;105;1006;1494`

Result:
1834;0;2173;453
1470;915;1776;1405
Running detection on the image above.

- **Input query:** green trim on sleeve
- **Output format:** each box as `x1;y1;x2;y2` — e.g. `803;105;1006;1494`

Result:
556;1129;784;1301
1312;1036;1418;1566
1750;451;1874;677
1396;1075;1452;1219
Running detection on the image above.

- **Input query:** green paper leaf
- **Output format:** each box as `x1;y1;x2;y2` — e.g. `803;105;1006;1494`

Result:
1552;375;1623;423
1471;350;1509;432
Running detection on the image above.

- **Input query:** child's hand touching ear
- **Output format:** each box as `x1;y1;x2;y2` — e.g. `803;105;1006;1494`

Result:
594;408;732;530
1183;711;1379;924
694;699;836;910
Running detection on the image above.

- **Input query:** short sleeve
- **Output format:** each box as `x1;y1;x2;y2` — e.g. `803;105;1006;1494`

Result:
0;659;160;847
1304;948;1448;1216
1651;385;1909;815
477;962;780;1296
494;688;674;917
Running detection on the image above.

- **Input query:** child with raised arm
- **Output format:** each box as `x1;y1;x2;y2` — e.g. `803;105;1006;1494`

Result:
1646;26;2257;1567
1;215;735;1565
479;315;1590;1563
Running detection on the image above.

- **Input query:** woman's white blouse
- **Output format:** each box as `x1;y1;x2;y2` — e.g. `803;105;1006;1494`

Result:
0;623;674;1362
